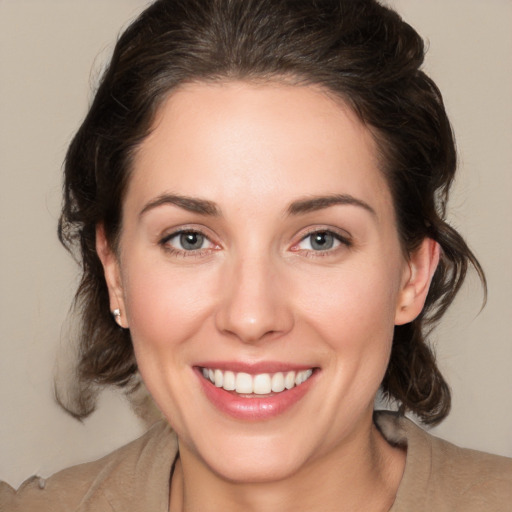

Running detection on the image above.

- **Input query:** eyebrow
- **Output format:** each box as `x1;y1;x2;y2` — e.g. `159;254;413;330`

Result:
139;193;220;217
139;192;376;219
287;194;376;217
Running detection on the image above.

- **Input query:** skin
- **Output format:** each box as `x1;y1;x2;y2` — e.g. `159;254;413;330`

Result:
97;81;439;512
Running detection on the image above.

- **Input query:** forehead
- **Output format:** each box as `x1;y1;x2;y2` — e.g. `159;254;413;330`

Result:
127;81;392;220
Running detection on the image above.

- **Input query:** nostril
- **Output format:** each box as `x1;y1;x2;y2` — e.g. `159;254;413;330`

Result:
214;266;294;343
215;310;293;344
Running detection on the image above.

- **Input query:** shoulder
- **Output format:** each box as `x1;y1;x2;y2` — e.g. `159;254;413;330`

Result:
376;411;512;512
0;420;176;512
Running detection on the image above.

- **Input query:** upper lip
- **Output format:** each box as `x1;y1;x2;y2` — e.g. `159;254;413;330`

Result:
195;361;317;374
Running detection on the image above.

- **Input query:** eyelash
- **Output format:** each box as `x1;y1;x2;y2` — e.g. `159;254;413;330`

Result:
159;229;217;258
291;228;352;257
158;228;352;259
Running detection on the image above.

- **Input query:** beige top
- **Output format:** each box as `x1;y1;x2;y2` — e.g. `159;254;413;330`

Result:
2;412;512;511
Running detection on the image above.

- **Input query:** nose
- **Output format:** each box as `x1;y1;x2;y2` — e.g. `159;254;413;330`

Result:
215;255;294;344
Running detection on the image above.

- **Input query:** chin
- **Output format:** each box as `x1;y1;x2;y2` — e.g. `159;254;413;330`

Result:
208;448;308;484
184;427;315;484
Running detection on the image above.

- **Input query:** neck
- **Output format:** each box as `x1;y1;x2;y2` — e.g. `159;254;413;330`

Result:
169;413;406;512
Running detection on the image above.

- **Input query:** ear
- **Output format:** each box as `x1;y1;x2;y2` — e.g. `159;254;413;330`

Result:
96;224;128;328
394;238;440;326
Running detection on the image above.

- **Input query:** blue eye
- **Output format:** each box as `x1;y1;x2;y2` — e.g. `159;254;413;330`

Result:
296;230;350;252
178;232;206;250
161;230;214;252
309;232;336;250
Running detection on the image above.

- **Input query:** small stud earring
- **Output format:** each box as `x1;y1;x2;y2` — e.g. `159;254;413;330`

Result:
112;308;122;326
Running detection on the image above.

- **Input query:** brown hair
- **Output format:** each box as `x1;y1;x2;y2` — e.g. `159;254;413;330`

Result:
59;0;485;424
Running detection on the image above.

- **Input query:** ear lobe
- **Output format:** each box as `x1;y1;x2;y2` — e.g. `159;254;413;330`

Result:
394;238;440;326
96;224;128;328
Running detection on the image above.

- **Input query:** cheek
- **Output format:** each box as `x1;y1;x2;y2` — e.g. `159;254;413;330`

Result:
298;260;401;337
294;258;401;382
121;259;219;353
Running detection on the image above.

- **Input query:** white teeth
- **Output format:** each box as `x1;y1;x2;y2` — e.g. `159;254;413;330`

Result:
253;373;272;395
223;370;236;391
235;372;253;393
295;369;313;386
285;371;295;390
202;367;314;394
271;372;285;392
214;369;223;388
295;368;313;386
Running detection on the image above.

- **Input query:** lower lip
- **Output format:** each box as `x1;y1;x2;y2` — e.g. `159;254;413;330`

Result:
195;368;317;421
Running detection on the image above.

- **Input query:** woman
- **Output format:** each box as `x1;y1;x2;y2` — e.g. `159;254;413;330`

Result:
1;0;511;510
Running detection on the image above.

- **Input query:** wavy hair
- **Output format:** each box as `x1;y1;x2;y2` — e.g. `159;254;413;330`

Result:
58;0;485;424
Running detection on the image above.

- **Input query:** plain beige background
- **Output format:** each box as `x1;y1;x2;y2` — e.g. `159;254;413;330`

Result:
1;0;511;489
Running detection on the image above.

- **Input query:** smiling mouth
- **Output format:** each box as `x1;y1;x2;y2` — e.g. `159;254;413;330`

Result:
200;367;315;395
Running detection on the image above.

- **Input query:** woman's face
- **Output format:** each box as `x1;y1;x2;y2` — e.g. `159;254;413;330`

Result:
100;81;433;482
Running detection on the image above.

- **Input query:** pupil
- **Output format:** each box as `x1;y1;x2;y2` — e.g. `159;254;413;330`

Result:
180;232;203;250
311;232;333;250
